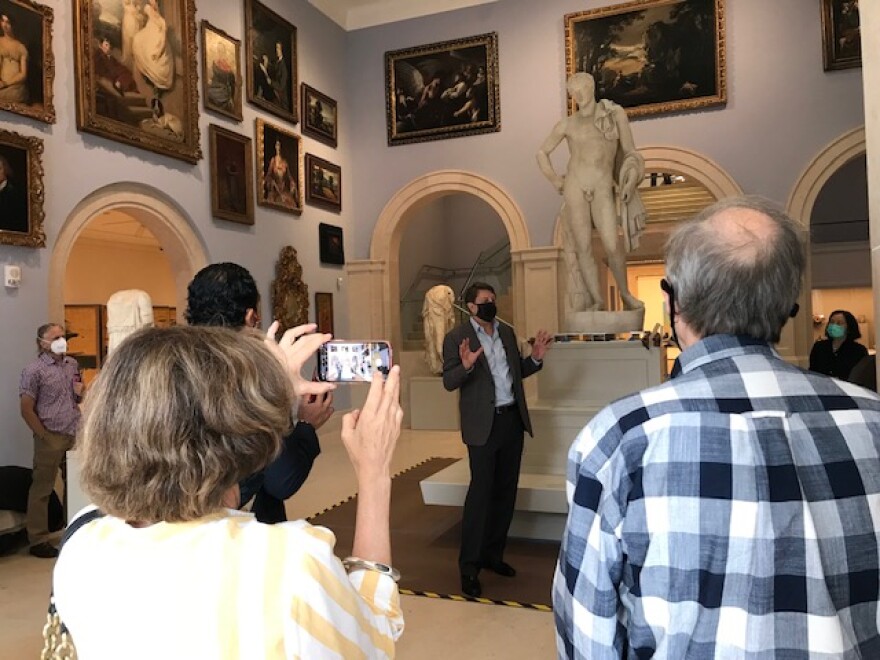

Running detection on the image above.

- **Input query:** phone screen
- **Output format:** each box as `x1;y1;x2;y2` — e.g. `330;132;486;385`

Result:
317;341;393;382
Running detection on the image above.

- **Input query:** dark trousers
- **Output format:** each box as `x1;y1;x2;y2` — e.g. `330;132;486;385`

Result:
459;406;524;576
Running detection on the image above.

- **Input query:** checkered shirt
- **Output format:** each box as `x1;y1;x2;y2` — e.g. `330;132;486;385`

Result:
553;334;880;659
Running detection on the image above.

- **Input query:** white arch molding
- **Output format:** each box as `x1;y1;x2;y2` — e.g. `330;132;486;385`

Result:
785;126;867;366
48;182;209;324
350;170;530;349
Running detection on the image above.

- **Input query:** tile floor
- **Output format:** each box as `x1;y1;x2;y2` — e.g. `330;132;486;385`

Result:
0;426;556;659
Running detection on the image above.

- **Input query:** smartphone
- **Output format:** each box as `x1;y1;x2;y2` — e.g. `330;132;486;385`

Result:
317;340;393;383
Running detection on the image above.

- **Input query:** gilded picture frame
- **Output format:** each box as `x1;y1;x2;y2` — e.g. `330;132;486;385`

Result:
256;117;302;215
385;32;500;146
271;245;309;334
821;0;861;71
209;124;254;225
305;153;341;212
201;20;243;121
0;127;46;247
0;0;55;123
301;83;337;148
245;0;298;124
72;0;202;164
565;0;726;118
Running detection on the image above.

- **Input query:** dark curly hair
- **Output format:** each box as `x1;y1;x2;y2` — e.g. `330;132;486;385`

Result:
185;263;259;329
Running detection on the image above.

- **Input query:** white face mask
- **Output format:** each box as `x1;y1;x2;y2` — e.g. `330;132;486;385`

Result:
47;337;67;355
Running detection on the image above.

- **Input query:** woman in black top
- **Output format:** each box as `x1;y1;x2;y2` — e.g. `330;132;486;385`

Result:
809;309;868;381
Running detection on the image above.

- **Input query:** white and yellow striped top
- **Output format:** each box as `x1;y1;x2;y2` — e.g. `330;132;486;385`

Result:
54;507;404;659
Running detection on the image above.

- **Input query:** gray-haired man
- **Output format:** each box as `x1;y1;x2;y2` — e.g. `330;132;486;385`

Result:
554;197;880;658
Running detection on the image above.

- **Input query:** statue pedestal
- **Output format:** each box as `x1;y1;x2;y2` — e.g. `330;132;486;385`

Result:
420;340;665;540
563;307;646;334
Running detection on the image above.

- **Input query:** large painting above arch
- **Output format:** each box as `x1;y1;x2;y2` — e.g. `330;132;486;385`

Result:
72;0;202;164
565;0;726;119
385;32;500;146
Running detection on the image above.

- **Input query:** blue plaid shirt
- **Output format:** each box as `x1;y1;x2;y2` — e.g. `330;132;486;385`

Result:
553;334;880;659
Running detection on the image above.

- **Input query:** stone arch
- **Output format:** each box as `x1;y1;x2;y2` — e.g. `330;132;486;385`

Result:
365;170;530;348
552;145;742;244
787;126;865;225
48;182;209;324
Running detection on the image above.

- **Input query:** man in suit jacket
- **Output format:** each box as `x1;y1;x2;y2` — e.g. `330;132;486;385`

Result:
443;281;553;598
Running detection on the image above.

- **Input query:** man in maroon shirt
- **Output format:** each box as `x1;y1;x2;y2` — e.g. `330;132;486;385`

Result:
19;323;83;558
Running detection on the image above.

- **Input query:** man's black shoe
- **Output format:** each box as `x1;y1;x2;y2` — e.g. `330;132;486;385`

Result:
29;542;59;559
484;561;516;577
461;574;482;598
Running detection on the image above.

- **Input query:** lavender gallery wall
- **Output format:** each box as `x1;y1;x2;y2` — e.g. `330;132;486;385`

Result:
0;0;351;466
344;0;866;260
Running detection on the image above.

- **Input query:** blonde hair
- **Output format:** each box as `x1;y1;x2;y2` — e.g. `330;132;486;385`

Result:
79;326;293;522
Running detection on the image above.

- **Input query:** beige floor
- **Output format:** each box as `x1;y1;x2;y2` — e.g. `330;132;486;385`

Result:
0;426;556;659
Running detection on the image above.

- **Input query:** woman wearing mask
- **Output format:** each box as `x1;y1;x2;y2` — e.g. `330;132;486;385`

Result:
809;309;868;381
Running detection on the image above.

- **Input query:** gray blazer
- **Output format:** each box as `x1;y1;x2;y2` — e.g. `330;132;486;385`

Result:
442;320;542;446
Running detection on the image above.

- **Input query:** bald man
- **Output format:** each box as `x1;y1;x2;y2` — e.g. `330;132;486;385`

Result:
553;197;880;658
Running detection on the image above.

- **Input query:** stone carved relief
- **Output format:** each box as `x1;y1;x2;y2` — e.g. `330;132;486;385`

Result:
271;246;308;334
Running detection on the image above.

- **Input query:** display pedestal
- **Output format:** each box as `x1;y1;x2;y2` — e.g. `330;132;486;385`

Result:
420;340;665;540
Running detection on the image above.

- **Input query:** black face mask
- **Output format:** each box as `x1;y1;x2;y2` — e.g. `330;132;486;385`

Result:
660;278;679;348
475;301;497;323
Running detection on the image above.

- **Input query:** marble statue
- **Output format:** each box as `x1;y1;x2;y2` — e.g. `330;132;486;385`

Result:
422;284;455;375
106;289;154;353
537;72;647;326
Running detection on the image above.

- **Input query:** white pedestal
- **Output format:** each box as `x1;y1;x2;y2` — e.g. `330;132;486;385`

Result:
409;377;459;430
420;341;665;541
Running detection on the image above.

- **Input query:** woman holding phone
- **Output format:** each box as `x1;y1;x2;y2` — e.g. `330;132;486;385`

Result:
51;323;405;658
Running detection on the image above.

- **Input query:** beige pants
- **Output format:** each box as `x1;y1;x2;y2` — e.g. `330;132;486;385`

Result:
27;431;74;546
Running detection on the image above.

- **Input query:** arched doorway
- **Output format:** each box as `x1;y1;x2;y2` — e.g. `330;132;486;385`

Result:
355;170;530;350
48;182;208;327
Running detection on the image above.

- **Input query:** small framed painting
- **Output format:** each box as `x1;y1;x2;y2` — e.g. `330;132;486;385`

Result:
209;124;254;225
301;83;337;147
305;153;341;212
256;117;302;214
314;292;334;335
201;20;243;121
318;222;344;265
0;128;45;247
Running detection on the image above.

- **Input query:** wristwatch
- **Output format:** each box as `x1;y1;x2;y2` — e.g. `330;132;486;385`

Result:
343;556;401;583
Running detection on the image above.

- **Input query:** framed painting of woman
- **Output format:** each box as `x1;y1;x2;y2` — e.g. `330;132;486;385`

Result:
73;0;201;163
256;117;302;215
201;20;242;121
0;0;55;123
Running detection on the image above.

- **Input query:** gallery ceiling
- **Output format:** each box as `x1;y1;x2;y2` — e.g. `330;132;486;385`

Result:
306;0;502;31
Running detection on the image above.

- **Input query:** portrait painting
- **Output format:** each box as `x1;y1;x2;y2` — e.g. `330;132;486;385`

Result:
0;0;54;123
201;20;242;121
256;117;302;215
385;32;500;146
822;0;861;71
315;292;334;335
245;0;298;124
305;153;341;212
302;83;337;147
319;222;345;265
73;0;201;163
0;127;45;247
209;124;254;225
565;0;725;118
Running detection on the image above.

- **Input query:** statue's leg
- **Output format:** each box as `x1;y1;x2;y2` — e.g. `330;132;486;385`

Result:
564;190;604;310
593;190;644;310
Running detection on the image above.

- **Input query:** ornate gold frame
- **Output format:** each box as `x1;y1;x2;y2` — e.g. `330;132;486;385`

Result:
821;0;861;71
0;127;46;247
200;20;243;121
0;0;55;123
305;153;341;213
565;0;726;118
72;0;202;163
255;117;303;215
245;0;298;125
271;246;309;334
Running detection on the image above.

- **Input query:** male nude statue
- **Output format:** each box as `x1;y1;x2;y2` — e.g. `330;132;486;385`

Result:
537;72;646;311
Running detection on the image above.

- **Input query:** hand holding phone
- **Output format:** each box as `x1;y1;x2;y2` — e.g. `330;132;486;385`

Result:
317;340;393;383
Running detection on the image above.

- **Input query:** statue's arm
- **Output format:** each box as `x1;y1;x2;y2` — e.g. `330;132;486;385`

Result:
536;120;568;193
613;106;644;202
